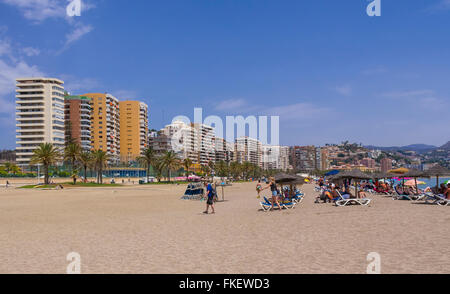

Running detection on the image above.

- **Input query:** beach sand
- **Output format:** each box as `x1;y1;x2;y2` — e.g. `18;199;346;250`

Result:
0;182;449;274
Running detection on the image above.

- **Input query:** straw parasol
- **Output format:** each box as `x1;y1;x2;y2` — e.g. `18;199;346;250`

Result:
329;170;372;198
424;165;450;189
274;173;298;184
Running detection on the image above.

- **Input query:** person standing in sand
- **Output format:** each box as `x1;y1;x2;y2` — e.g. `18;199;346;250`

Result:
256;180;262;199
203;182;215;214
262;177;283;211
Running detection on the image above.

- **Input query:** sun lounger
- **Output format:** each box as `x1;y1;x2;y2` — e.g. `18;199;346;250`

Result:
422;194;450;206
260;197;296;211
335;191;371;207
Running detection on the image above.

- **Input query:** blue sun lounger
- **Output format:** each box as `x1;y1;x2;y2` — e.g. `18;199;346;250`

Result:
260;197;296;211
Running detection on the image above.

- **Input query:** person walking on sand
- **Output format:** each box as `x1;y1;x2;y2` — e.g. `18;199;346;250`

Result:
262;177;283;211
256;180;262;198
203;182;215;214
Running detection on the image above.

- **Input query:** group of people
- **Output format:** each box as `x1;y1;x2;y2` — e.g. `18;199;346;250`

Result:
255;177;300;210
315;181;368;204
425;183;450;199
316;177;450;201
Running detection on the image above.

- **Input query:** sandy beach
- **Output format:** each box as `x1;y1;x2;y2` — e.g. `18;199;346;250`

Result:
0;182;449;274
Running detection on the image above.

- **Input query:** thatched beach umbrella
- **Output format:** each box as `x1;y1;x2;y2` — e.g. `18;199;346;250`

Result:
424;165;450;190
329;170;372;198
274;173;298;184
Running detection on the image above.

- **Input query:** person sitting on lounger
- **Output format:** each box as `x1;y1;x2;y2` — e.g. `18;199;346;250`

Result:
445;184;450;200
358;190;367;199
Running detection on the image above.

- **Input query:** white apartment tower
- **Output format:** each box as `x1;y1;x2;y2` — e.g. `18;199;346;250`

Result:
235;137;262;167
16;78;65;165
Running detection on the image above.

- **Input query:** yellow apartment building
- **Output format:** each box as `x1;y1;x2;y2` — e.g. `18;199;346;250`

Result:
82;93;121;162
119;101;148;162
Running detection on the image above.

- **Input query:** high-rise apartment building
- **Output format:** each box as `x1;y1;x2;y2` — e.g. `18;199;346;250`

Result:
235;137;262;167
192;123;215;165
83;93;120;162
214;137;234;163
119;101;149;162
290;146;322;171
16;78;65;165
64;95;92;150
360;158;376;169
261;145;290;171
159;121;199;162
380;158;393;173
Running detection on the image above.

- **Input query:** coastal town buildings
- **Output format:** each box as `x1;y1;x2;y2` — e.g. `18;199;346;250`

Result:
15;78;66;165
119;101;149;162
380;158;393;173
64;95;92;150
83;93;121;162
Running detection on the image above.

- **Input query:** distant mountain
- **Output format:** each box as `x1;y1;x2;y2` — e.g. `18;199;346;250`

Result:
439;141;450;150
364;144;438;152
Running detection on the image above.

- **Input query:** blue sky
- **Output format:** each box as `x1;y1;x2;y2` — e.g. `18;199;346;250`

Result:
1;0;450;149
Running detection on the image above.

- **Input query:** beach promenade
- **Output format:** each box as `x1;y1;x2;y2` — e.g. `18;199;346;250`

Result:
0;182;449;274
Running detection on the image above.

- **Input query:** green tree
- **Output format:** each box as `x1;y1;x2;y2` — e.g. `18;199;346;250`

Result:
162;151;181;182
183;158;193;177
92;150;109;184
153;155;165;182
78;150;93;183
137;147;156;182
64;143;81;184
30;143;62;185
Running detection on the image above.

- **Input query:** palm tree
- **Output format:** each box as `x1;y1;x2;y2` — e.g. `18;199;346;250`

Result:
153;155;165;182
215;160;229;177
78;150;93;183
162;151;181;182
64;143;81;184
30;143;62;185
136;147;156;183
183;158;193;177
4;162;12;174
91;150;109;184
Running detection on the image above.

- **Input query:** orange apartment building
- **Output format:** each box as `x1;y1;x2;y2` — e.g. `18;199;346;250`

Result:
119;101;149;162
82;93;121;162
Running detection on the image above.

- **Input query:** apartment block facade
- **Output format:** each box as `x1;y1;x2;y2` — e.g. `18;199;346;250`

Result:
83;93;120;162
119;101;149;162
64;95;92;150
290;146;322;171
235;137;262;167
15;78;65;165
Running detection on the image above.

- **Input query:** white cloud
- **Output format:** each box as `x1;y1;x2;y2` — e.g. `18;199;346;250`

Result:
1;0;96;22
61;74;100;94
0;59;45;117
0;39;12;57
2;0;96;51
215;98;247;111
113;90;140;100
63;24;93;48
381;89;435;98
22;47;41;57
268;103;329;121
362;66;388;75
1;0;65;22
335;85;352;96
428;0;450;11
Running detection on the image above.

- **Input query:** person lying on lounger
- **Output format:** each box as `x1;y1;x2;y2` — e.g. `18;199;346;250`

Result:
445;184;450;200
